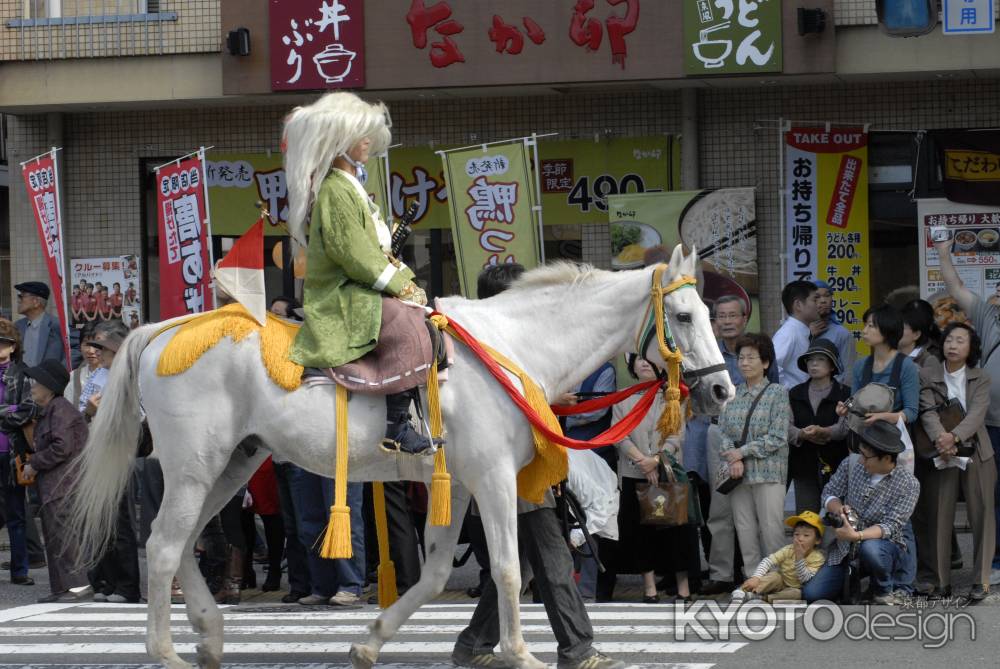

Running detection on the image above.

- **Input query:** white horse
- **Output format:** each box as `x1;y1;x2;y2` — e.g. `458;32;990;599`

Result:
71;245;733;669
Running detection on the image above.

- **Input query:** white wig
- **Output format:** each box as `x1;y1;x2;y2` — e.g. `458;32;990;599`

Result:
283;92;392;245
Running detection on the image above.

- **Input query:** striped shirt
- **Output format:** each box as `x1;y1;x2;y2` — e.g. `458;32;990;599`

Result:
718;380;791;485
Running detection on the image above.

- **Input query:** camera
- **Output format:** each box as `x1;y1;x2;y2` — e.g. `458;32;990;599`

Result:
823;507;862;531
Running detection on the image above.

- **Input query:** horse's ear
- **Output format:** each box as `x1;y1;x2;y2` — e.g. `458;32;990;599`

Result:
684;245;699;275
666;244;684;279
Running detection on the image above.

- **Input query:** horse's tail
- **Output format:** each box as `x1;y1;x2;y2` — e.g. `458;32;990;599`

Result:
70;322;160;566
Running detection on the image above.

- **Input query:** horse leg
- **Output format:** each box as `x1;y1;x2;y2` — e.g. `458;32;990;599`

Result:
177;450;267;669
146;481;212;669
349;483;471;669
477;477;544;669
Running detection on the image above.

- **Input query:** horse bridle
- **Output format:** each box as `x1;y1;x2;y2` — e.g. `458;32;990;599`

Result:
635;267;728;389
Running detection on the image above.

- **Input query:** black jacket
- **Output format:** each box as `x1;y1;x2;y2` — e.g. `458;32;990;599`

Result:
788;380;851;480
0;361;38;456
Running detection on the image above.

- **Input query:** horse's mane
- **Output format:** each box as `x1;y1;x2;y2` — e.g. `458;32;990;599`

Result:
508;261;611;291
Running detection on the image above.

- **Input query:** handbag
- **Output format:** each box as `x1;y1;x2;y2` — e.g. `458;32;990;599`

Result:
635;460;689;527
913;386;977;459
715;383;772;495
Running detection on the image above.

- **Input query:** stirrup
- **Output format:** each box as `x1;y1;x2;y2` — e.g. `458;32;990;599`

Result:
379;435;440;457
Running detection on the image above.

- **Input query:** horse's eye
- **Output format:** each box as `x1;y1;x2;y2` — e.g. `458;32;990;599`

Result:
677;313;692;323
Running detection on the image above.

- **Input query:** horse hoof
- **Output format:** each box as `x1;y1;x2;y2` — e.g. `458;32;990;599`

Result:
195;644;222;669
350;642;377;669
158;655;194;669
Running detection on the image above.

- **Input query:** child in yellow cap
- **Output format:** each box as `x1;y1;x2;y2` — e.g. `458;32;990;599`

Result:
732;511;826;603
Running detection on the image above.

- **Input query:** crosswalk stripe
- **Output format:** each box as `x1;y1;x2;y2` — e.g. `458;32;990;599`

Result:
0;624;759;636
0;665;716;669
0;641;746;655
20;610;797;623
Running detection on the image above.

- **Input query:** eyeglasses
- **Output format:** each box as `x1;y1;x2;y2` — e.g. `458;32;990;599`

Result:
859;451;881;462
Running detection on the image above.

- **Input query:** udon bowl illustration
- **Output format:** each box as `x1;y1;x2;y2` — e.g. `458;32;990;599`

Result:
313;44;356;83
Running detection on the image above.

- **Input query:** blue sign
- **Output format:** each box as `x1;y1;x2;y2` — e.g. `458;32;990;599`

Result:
943;0;996;34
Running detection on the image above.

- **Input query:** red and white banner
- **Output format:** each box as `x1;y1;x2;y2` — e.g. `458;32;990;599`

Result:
156;153;214;319
21;151;71;366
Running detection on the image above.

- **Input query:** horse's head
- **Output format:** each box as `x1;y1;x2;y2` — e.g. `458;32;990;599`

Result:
646;244;735;415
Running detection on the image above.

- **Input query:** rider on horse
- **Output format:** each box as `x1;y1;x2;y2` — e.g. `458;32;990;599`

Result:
284;92;432;456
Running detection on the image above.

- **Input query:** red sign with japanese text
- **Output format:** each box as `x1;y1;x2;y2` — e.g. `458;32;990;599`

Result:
21;152;71;367
156;156;213;319
270;0;365;91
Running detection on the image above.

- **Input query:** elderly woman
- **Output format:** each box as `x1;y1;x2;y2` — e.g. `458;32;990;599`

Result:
20;359;90;602
598;354;699;603
719;333;791;576
0;319;35;586
918;322;996;602
284;91;430;456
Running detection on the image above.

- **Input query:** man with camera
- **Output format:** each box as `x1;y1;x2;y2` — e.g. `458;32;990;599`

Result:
801;420;920;604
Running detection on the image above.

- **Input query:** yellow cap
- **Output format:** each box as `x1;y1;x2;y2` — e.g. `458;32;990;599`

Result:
785;510;825;538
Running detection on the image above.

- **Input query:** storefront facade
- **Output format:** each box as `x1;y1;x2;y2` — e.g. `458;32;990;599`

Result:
3;1;999;331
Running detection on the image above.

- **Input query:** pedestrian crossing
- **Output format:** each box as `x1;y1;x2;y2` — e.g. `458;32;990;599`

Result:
0;601;801;668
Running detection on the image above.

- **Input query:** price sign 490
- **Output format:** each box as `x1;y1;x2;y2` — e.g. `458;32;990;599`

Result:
26;166;55;192
567;173;647;213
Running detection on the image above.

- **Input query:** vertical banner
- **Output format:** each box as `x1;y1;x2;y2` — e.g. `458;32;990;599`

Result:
918;198;1000;326
784;126;870;353
156;153;213;319
440;140;541;298
21;150;71;366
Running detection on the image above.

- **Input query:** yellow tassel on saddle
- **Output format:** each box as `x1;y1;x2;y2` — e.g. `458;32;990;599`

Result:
320;384;354;559
426;346;451;527
372;482;399;608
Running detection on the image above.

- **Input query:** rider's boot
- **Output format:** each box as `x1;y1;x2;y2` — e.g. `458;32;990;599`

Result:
382;391;433;455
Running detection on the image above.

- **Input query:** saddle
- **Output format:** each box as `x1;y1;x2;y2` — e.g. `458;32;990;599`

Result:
320;297;449;395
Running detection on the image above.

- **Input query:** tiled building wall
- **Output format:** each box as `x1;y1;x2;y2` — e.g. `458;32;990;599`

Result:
0;0;219;60
8;77;1000;330
834;0;878;25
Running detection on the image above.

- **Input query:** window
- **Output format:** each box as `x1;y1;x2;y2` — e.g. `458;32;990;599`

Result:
25;0;60;19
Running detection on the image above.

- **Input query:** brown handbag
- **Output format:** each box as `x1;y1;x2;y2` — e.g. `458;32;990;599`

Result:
14;421;36;486
913;387;976;460
635;462;689;527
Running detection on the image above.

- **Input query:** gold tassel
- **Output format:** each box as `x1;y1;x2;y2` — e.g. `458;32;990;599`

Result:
372;482;398;608
651;266;694;444
427;359;451;526
320;384;353;559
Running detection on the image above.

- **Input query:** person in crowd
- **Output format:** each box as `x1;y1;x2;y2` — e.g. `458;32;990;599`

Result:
934;240;1000;585
598;354;698;604
284;92;432;456
452;263;624;669
731;511;825;603
271;457;310;604
917;322;995;601
803;420;920;605
898;299;942;367
695;296;778;596
896;298;960;592
270;295;303;321
840;305;920;429
19;359;91;602
0;321;35;586
86;320;141;604
809;279;856;386
247;456;285;592
787;339;851;514
772;281;819;389
289;466;366;606
65;323;105;413
718;333;791;578
14;281;66;366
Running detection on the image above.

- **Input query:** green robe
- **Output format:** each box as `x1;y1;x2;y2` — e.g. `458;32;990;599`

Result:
290;169;414;368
